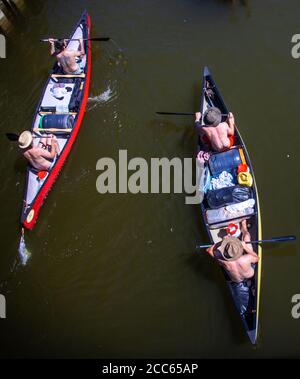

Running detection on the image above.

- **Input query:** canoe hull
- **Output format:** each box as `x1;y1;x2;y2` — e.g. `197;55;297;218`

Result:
21;11;91;230
198;67;262;344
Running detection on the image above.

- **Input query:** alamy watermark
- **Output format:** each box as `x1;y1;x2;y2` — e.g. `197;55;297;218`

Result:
291;34;300;59
0;294;6;318
291;294;300;319
96;150;203;204
0;34;6;59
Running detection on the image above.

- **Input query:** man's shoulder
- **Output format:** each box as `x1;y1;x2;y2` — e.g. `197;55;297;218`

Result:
59;49;73;57
218;121;229;129
240;254;255;263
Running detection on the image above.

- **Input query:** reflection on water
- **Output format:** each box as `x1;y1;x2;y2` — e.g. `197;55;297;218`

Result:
216;0;251;18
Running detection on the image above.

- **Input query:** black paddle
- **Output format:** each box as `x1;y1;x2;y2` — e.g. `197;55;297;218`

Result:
156;112;195;116
6;130;71;142
5;133;42;142
6;133;20;141
40;37;110;42
196;235;296;249
156;111;228;117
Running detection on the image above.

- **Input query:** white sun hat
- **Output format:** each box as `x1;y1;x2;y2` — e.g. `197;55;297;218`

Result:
18;131;33;149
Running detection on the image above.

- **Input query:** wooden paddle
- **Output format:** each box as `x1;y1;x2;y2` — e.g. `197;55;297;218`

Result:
40;37;110;42
196;235;296;249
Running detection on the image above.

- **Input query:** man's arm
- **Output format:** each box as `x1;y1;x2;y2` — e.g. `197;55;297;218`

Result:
79;38;85;56
206;245;215;258
40;140;59;160
195;112;202;128
242;242;259;260
48;39;56;56
227;112;235;136
70;38;86;58
249;254;259;264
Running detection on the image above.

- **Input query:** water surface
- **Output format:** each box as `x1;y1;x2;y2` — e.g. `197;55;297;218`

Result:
0;0;299;358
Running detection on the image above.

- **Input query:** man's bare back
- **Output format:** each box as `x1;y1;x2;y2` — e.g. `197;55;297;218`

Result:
207;220;259;283
218;252;257;282
202;121;232;151
195;111;235;152
49;38;85;74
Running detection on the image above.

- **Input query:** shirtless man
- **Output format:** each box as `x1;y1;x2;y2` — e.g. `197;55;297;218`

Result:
18;131;60;171
206;220;259;315
195;107;235;152
49;38;85;75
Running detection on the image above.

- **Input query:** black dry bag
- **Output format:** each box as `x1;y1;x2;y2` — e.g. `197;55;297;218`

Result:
206;185;253;209
42;114;74;129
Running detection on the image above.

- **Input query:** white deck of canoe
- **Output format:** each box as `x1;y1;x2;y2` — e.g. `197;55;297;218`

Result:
25;22;86;208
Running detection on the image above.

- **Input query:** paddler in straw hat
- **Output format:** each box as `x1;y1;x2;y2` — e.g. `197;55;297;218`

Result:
18;131;60;171
206;220;259;315
195;108;235;152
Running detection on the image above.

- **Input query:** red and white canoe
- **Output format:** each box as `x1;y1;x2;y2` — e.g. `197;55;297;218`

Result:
21;11;91;230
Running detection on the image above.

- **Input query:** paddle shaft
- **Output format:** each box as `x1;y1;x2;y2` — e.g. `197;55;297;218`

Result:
197;235;296;249
6;129;72;141
156;111;228;116
40;37;110;42
6;133;41;141
33;128;72;133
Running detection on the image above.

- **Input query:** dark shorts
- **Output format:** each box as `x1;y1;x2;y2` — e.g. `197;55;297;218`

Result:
230;281;250;316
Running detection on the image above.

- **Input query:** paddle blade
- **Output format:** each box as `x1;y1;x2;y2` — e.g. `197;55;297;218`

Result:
6;133;19;141
270;235;296;242
89;37;110;41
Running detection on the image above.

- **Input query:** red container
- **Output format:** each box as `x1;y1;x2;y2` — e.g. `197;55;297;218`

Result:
237;164;249;174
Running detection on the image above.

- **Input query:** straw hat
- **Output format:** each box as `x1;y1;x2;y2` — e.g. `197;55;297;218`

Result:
215;237;244;261
18;131;33;149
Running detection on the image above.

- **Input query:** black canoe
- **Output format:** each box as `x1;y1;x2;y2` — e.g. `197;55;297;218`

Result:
21;11;91;230
198;67;262;344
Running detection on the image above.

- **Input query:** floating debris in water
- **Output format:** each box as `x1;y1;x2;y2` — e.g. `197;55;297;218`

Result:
18;230;31;266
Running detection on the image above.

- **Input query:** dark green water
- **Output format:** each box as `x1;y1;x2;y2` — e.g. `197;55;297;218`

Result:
0;0;299;358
